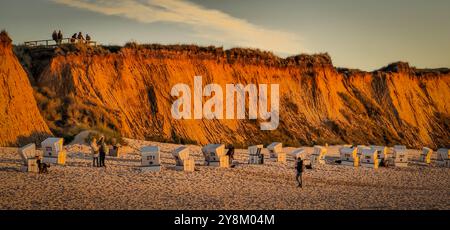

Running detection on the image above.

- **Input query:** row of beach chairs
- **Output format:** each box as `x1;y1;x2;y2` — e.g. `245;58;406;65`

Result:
18;138;67;173
17;137;450;173
140;142;291;172
337;145;449;169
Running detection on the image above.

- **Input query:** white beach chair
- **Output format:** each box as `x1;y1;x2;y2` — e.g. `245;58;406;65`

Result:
393;145;408;167
109;144;122;157
370;146;388;164
420;147;432;164
436;148;449;167
172;146;195;172
41;137;66;165
267;142;286;163
339;146;359;167
202;144;228;167
311;145;327;165
290;148;305;160
140;146;161;172
248;145;264;165
360;148;379;169
18;143;39;173
267;142;282;158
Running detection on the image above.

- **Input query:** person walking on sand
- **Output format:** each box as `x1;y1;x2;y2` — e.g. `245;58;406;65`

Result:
90;137;99;167
226;144;235;166
295;157;305;188
98;136;108;167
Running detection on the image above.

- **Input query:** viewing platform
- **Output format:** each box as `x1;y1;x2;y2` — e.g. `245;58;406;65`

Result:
23;38;97;48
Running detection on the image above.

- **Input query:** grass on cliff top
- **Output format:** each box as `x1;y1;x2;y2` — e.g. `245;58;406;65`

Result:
0;30;12;45
33;86;125;145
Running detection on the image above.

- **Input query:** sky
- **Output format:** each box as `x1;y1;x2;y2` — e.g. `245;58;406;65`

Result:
1;0;449;71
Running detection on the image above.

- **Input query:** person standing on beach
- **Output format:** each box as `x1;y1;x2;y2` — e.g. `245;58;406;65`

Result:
295;157;304;188
98;136;108;167
90;137;99;167
226;144;235;166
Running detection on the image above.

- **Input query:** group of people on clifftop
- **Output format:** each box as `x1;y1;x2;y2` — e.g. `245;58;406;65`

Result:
51;30;92;45
51;30;63;45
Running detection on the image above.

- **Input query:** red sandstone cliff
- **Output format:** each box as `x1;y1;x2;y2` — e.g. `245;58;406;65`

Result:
0;31;51;146
14;44;450;148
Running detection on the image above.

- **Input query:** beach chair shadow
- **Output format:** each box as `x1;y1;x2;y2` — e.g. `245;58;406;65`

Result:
64;161;91;167
105;157;140;163
0;166;21;172
0;158;22;164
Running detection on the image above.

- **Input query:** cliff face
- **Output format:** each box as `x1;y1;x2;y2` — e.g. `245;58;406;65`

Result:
0;32;51;146
20;45;450;148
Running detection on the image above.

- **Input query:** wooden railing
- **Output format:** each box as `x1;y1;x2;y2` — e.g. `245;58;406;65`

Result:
24;38;97;48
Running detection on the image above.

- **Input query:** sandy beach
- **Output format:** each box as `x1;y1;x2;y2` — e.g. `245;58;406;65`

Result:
0;139;449;210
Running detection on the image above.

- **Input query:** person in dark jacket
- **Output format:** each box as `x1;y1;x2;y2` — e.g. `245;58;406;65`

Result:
85;34;91;44
77;32;84;41
52;30;58;43
71;33;77;43
295;157;305;188
226;144;235;165
57;30;63;45
98;136;107;167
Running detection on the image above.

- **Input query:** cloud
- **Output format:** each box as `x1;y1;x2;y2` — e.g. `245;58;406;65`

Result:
53;0;302;54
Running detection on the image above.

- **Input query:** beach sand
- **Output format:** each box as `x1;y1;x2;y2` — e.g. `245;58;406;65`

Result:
0;139;449;210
